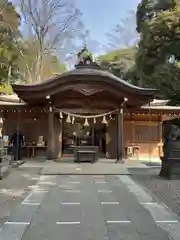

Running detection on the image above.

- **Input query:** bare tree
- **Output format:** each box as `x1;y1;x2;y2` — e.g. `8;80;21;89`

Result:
106;10;139;50
16;0;84;82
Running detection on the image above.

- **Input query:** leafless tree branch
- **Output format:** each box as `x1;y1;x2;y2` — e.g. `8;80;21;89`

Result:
16;0;83;82
106;10;139;49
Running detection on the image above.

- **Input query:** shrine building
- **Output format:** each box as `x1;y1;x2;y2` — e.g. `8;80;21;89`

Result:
0;46;180;162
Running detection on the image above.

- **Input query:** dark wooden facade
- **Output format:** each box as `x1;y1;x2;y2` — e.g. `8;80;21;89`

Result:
1;100;180;160
2;57;159;160
0;46;163;160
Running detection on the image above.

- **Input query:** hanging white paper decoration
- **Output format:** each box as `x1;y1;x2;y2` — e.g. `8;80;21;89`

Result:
66;114;71;123
55;108;118;124
72;116;75;124
0;118;3;124
102;116;108;125
59;112;63;119
84;118;89;126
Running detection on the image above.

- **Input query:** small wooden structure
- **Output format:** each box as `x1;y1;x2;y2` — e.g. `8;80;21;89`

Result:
72;135;98;163
74;146;99;163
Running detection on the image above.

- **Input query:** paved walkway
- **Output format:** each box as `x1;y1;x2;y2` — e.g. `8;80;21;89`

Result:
41;158;149;175
0;172;180;239
0;165;42;227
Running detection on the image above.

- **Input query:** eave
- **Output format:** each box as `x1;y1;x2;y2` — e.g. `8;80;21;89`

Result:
11;68;158;107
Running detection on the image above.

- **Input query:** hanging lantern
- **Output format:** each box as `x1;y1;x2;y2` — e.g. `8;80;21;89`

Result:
84;118;89;126
102;116;108;125
72;116;75;124
93;118;96;124
59;112;63;119
66;114;71;123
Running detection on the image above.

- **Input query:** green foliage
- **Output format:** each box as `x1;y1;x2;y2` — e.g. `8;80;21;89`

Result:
99;47;137;62
135;0;180;104
144;63;180;92
0;1;67;85
123;65;140;85
136;0;176;32
0;0;21;85
0;84;13;94
99;47;137;80
137;5;180;74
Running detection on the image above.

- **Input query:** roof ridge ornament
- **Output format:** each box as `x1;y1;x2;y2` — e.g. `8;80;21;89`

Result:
75;44;100;69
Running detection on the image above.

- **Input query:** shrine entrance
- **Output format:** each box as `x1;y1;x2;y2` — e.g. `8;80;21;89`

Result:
62;121;106;156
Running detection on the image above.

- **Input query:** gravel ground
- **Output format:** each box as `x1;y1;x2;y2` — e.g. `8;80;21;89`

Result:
130;167;180;216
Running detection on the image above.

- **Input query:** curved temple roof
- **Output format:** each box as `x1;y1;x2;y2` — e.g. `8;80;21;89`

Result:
13;67;157;93
12;47;159;108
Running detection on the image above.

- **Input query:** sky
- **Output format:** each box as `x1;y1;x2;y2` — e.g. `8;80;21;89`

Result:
76;0;141;48
14;0;141;66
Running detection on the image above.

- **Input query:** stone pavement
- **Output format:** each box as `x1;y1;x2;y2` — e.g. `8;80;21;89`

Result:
41;158;148;175
0;162;43;227
0;172;180;239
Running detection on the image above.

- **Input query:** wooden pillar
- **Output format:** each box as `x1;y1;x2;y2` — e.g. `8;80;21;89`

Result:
47;107;55;160
117;108;124;162
15;109;21;160
148;103;152;162
159;114;163;140
0;117;3;138
158;115;163;157
92;122;95;145
132;121;135;143
131;113;135;144
57;119;63;160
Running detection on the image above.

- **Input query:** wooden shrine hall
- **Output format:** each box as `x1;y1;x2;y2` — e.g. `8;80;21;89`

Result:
0;46;178;162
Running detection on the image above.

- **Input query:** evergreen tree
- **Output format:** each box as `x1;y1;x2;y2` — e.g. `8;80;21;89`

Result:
0;0;21;84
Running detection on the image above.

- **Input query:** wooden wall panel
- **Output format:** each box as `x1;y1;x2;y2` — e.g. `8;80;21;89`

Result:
124;120;162;158
3;118;48;143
